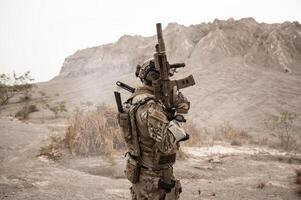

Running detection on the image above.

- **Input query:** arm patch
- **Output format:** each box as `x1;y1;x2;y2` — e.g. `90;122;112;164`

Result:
147;108;168;142
149;109;168;123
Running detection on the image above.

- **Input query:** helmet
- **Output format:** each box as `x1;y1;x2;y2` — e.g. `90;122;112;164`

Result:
135;59;160;86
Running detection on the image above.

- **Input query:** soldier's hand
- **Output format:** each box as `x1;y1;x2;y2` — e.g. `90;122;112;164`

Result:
174;92;190;114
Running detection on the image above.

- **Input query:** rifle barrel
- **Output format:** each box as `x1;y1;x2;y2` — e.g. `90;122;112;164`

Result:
156;23;166;52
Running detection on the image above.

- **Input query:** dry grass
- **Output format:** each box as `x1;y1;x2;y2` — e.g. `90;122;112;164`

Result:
39;134;65;160
178;121;206;159
19;94;31;102
256;182;265;189
64;104;124;156
219;122;251;145
181;121;252;148
182;121;205;146
40;104;125;159
40;105;205;160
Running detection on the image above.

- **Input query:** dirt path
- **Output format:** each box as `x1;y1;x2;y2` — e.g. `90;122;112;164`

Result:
0;118;300;200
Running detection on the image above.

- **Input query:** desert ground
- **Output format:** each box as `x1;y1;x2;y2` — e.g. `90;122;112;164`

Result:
0;114;300;200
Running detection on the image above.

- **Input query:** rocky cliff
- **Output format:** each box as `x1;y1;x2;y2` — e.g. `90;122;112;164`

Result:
57;18;301;78
41;18;301;134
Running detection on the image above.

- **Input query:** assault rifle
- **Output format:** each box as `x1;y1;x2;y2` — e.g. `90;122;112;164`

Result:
153;23;195;119
114;23;195;121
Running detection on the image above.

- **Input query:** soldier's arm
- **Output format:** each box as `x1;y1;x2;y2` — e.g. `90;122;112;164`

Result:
174;91;190;114
136;100;188;153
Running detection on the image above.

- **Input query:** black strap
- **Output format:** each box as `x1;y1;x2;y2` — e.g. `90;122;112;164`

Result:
133;96;155;107
127;95;155;159
158;153;176;165
158;179;176;193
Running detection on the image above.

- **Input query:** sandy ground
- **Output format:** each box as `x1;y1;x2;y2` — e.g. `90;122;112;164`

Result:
0;117;300;200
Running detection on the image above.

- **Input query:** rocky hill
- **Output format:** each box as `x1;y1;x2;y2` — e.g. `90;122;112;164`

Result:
57;18;301;79
1;18;301;200
37;18;301;135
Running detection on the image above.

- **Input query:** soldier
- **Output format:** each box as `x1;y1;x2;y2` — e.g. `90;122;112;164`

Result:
116;59;190;200
115;23;195;200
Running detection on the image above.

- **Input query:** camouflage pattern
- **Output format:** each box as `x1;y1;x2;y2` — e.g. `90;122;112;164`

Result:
118;23;193;200
124;85;188;200
130;168;181;200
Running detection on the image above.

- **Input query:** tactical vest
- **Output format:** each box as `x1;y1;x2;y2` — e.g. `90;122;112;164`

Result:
118;94;153;158
118;92;177;169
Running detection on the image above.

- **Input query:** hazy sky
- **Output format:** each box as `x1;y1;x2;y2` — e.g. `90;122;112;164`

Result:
0;0;300;82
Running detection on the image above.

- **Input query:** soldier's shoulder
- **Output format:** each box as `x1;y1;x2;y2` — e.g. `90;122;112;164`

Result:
130;86;155;104
132;93;155;105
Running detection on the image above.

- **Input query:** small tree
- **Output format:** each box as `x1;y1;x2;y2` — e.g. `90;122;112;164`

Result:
0;71;34;105
265;111;298;151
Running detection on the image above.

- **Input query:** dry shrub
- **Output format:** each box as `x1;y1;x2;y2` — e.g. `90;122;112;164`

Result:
178;122;203;159
48;101;68;118
182;121;204;146
175;121;205;159
39;134;64;160
15;104;38;120
230;140;242;146
220;122;251;145
19;94;31;102
40;104;125;159
64;104;124;156
265;112;298;151
38;91;46;97
40;105;205;160
256;182;265;189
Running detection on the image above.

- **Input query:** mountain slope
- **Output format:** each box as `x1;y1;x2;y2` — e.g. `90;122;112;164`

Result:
56;18;301;79
38;18;301;135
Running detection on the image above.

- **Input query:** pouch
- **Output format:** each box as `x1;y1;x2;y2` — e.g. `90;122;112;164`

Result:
165;179;182;199
118;112;132;143
125;156;140;184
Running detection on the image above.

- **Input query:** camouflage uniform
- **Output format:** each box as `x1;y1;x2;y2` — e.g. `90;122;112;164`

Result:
116;57;190;200
123;85;188;200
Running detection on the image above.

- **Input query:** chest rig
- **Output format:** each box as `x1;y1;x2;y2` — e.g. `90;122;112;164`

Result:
116;87;178;184
118;93;154;158
119;93;177;161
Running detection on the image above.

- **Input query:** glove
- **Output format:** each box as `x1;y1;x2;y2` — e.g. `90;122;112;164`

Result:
174;92;190;114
